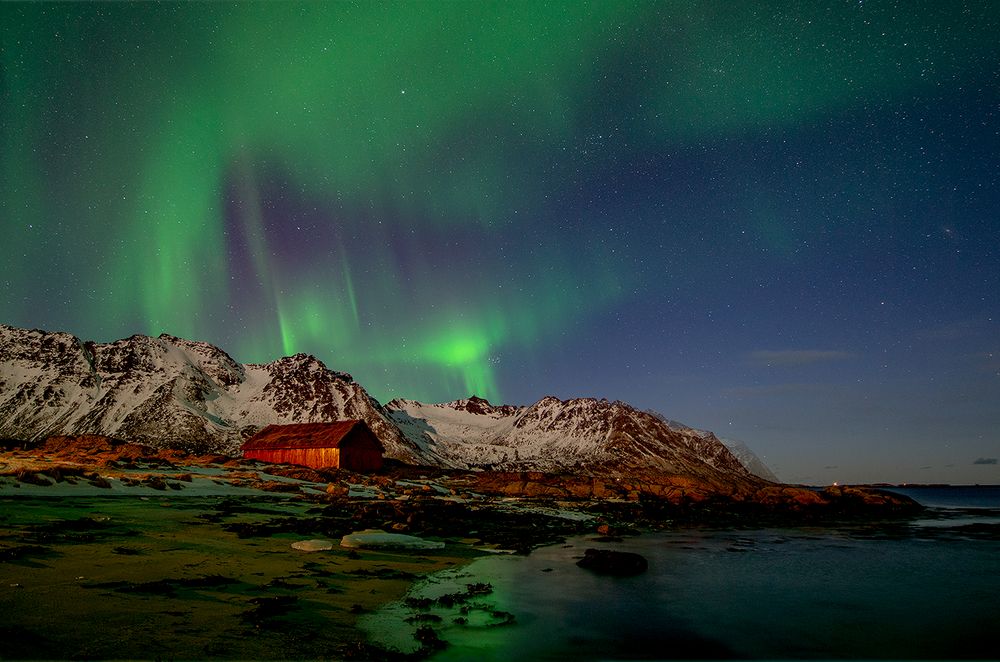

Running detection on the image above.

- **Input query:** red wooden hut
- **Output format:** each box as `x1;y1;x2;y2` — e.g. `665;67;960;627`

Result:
241;420;383;471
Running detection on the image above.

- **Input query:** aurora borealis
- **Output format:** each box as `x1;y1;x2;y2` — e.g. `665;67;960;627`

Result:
2;1;998;483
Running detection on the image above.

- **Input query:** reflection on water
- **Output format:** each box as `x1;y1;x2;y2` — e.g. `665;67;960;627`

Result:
363;488;1000;660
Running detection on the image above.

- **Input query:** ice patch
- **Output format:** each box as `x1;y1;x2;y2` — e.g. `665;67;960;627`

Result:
341;529;445;550
291;539;334;552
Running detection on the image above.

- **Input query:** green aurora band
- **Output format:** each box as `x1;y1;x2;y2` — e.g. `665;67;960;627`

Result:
2;1;995;403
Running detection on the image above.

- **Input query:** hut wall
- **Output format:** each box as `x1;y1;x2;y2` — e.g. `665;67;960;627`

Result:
337;427;384;472
241;422;384;471
339;446;383;472
244;447;341;469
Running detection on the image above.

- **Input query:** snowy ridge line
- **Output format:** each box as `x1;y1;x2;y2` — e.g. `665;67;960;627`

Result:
386;395;762;482
1;324;771;483
0;324;419;461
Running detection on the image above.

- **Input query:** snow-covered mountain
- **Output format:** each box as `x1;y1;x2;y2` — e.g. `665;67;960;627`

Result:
647;411;779;482
386;395;756;482
0;324;768;484
0;325;419;460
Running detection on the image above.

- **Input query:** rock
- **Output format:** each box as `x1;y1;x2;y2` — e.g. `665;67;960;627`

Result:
88;475;112;489
14;469;52;487
576;548;648;576
340;529;445;550
39;465;84;482
594;523;634;538
752;485;827;507
290;539;334;552
325;482;349;497
266;466;324;482
821;485;922;512
242;595;298;628
414;625;446;651
255;480;301;493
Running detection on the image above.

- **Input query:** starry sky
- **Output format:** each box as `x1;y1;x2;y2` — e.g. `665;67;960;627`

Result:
2;1;998;484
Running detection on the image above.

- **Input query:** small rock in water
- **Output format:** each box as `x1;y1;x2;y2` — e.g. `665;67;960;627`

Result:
340;529;445;550
576;548;648;576
291;539;334;552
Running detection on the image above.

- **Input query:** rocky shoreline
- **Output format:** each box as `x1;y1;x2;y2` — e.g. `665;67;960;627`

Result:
0;435;922;659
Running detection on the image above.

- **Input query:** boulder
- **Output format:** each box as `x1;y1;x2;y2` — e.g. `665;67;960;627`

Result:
576;548;648;576
325;482;349;497
254;480;301;493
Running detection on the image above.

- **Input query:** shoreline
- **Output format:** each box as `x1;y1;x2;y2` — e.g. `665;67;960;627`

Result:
364;501;1000;661
0;446;589;660
0;441;926;659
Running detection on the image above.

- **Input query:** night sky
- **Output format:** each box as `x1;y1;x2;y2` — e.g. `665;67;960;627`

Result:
2;1;998;484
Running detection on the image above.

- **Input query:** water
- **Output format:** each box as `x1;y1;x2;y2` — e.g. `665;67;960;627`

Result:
362;487;1000;660
883;485;1000;509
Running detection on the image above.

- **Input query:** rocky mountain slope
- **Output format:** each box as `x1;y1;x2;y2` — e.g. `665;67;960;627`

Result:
386;396;758;485
1;324;770;486
647;412;780;482
719;438;780;482
0;325;419;460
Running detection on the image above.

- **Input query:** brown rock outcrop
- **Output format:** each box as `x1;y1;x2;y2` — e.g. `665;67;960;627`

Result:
471;470;762;504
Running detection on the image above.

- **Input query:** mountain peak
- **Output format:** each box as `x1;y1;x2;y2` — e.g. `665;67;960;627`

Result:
456;395;495;414
258;352;354;381
0;325;415;459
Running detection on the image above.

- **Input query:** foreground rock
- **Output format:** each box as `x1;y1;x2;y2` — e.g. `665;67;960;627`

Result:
576;548;648;576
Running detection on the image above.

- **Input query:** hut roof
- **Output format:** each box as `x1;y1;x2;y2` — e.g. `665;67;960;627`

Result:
242;421;383;451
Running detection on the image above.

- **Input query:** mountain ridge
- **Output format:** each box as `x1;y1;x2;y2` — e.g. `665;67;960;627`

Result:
0;324;419;461
1;324;770;485
645;410;780;482
385;394;759;485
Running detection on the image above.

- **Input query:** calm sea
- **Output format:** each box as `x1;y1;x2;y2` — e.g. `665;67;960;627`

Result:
362;486;1000;660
